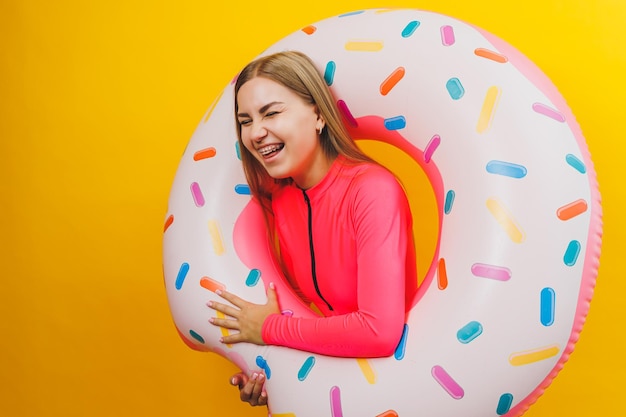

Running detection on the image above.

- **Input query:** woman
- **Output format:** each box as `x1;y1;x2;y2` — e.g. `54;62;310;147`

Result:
208;50;418;406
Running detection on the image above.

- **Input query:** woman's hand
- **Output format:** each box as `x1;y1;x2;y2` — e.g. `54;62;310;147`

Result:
230;371;268;407
208;282;280;345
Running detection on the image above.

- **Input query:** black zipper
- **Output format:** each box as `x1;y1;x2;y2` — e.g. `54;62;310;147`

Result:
302;189;333;311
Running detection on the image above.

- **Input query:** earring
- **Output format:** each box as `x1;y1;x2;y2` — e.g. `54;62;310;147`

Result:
318;126;324;135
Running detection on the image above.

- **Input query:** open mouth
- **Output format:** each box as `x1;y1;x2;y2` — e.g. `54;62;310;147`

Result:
258;143;284;158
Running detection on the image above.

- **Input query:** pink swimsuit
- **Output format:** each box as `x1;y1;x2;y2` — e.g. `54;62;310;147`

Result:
261;155;417;357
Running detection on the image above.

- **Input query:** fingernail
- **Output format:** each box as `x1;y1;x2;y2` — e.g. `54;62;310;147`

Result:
215;289;222;295
269;282;275;289
258;373;265;381
252;373;258;380
209;318;214;324
231;377;237;385
207;301;213;307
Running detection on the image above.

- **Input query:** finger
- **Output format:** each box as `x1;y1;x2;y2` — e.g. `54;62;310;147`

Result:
239;373;260;402
266;282;278;306
230;372;247;388
207;300;240;318
209;316;240;331
215;289;247;308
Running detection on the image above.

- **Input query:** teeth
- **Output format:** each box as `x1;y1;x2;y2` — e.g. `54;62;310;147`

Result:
258;144;284;156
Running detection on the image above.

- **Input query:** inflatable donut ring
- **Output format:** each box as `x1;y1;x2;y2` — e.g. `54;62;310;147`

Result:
162;8;602;417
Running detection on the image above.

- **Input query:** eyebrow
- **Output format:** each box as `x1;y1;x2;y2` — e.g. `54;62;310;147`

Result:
237;101;284;118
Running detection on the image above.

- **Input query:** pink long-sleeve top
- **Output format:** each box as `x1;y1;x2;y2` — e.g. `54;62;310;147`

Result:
261;155;417;357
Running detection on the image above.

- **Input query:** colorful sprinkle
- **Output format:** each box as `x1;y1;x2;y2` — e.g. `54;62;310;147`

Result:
234;184;251;195
345;40;384;51
532;102;565;122
330;386;343;417
217;311;230;346
190;182;205;207
200;276;225;293
208;220;225;255
339;10;364;17
566;154;586;173
457;321;483;344
432;365;464;399
163;214;174;233
298;356;316;381
357;358;376;384
401;20;420;37
193;147;216;161
444;190;455;214
471;263;511;281
477;86;502;133
203;92;222;123
509;345;560;366
438;258;448;290
376;412;398;417
384;116;406;130
175;262;190;290
256;355;271;379
380;67;405;95
189;329;205;344
324;61;337;86
245;269;261;286
441;25;455;46
497;393;514;415
394;324;408;360
557;199;588;220
337;100;357;127
486;160;527;178
474;48;508;63
540;287;555;326
563;240;581;266
424;134;441;163
486;198;525;243
302;25;316;35
235;142;241;160
446;78;465;100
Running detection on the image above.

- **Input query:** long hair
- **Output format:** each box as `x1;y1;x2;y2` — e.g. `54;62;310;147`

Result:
234;50;377;215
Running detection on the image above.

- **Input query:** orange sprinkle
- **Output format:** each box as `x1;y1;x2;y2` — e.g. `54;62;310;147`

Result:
557;199;588;220
474;48;508;63
193;147;216;161
380;67;405;96
163;214;174;233
200;277;226;293
376;411;399;417
302;25;316;35
438;258;448;290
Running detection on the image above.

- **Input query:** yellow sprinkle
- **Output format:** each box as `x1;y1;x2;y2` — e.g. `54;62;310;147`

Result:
476;86;501;133
272;414;297;417
208;220;225;255
216;311;232;348
357;358;377;384
509;344;560;366
203;91;223;123
486;198;525;243
345;40;384;52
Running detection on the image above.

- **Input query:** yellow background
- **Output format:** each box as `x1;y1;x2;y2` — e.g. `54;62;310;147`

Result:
1;0;622;416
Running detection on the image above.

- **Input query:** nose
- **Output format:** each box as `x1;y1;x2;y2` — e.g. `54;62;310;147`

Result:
250;121;268;142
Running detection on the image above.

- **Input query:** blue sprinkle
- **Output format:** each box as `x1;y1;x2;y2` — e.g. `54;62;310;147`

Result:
324;61;336;86
496;393;514;415
189;330;205;344
540;287;555;326
384;115;406;130
338;10;364;17
175;263;190;290
256;355;271;379
234;184;250;195
486;161;527;178
444;190;455;214
564;240;581;266
245;269;261;286
394;324;409;360
446;77;465;100
298;356;316;381
457;321;483;344
566;154;586;174
402;20;420;37
235;142;241;160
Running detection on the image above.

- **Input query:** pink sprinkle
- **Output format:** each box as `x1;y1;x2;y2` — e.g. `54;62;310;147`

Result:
441;25;455;46
337;100;357;127
190;182;205;207
330;386;343;417
432;365;464;399
532;102;565;122
471;263;512;281
424;134;441;163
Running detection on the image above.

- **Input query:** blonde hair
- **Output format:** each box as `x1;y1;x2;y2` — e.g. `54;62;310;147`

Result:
234;50;376;214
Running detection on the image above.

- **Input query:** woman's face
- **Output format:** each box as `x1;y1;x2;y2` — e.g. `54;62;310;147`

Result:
237;76;330;189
